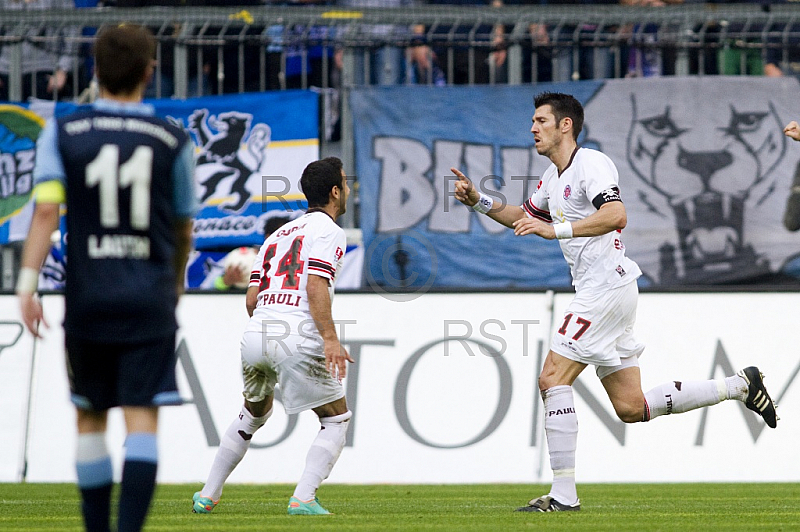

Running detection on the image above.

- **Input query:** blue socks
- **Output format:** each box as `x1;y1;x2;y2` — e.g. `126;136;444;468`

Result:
118;432;158;532
76;433;113;532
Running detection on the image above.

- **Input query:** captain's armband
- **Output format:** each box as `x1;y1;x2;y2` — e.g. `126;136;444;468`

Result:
592;186;622;210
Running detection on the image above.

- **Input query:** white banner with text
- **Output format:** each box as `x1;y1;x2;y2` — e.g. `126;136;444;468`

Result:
0;291;796;484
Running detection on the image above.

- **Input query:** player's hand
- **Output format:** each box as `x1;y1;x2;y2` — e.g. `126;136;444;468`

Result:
47;70;67;94
450;167;479;207
784;121;800;142
19;293;48;338
222;264;246;287
324;339;354;382
512;217;556;239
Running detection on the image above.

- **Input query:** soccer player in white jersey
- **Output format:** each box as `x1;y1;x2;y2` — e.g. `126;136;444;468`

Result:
192;157;353;516
452;92;778;513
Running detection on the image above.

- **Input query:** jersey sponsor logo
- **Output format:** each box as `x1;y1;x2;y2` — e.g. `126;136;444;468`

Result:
563;185;572;200
335;246;344;261
0;105;43;224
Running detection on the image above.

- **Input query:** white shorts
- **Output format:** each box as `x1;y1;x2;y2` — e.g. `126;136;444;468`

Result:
239;330;344;415
550;281;645;371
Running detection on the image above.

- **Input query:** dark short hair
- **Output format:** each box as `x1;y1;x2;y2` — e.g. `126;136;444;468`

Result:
300;157;344;208
94;24;155;95
534;92;584;141
263;216;290;236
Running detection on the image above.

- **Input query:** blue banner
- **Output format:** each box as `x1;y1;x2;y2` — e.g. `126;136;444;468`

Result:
0;91;318;249
155;91;318;250
351;83;601;290
351;78;800;288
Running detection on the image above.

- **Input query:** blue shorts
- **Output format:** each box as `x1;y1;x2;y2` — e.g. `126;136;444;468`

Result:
65;334;182;411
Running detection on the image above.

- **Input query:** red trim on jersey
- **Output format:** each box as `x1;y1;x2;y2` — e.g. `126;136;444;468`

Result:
523;199;552;222
309;257;333;267
308;258;335;278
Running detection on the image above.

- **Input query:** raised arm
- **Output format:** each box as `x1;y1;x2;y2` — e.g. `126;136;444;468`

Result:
451;167;526;228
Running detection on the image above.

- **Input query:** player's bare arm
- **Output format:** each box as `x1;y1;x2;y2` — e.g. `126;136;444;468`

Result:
450;167;526;228
245;286;259;317
784;120;800;142
307;273;354;380
513;200;626;239
18;202;60;337
572;200;627;236
173;218;193;298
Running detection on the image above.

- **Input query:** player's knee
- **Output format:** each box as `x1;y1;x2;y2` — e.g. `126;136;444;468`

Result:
321;410;351;426
538;373;557;392
614;402;644;424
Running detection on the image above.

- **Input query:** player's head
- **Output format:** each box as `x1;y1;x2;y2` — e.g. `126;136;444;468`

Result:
533;92;584;141
263;216;290;237
300;157;348;214
94;24;155;96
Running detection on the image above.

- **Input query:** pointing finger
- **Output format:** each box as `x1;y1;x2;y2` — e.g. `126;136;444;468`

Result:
450;167;469;182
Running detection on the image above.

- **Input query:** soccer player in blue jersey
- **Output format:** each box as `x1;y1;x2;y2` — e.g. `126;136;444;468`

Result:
17;24;197;532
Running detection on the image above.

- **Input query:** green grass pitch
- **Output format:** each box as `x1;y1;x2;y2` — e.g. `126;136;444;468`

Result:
1;483;798;531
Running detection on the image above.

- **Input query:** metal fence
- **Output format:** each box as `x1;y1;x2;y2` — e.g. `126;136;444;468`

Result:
3;5;800;97
4;4;800;180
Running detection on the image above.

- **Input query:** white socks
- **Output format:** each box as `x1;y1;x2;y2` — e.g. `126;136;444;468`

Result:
643;375;747;421
293;411;351;502
202;405;272;501
543;386;578;506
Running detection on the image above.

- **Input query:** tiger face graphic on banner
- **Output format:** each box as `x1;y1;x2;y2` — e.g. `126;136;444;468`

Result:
584;77;800;285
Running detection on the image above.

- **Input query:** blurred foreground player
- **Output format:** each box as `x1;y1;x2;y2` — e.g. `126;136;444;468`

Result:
192;157;353;516
17;24;196;532
453;91;778;513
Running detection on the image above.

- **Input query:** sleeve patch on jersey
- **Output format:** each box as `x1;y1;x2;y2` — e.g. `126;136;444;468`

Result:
592;186;622;210
523;198;552;222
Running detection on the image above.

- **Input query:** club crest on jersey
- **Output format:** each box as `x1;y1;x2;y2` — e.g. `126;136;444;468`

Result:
563;185;572;200
335;247;344;261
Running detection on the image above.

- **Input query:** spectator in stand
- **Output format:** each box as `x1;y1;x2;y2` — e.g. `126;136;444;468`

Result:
337;0;437;86
509;0;618;83
622;0;685;79
425;0;508;85
111;0;217;98
0;0;79;102
763;15;800;79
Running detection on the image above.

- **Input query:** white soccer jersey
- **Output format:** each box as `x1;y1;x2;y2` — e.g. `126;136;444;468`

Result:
246;211;346;336
524;147;641;295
